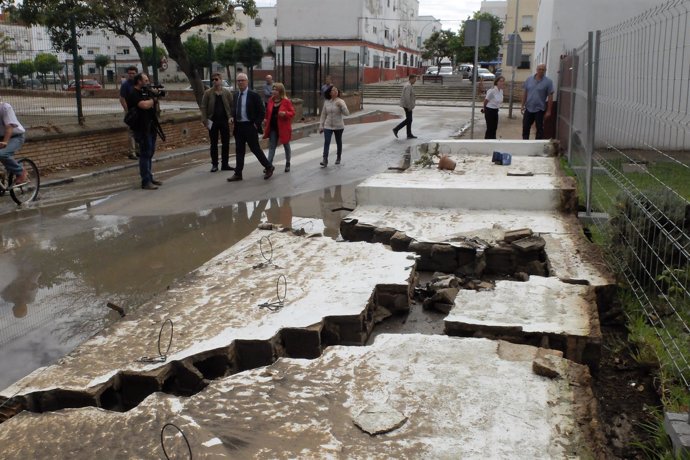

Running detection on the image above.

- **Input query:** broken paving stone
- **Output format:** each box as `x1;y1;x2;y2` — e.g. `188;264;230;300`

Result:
532;354;563;379
390;232;413;251
504;228;533;243
373;227;398;245
513;272;530;282
511;236;546;253
429;274;460;291
353;403;408;435
258;223;275;230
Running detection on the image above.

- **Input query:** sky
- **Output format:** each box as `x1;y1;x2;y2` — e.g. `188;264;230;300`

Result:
253;0;484;32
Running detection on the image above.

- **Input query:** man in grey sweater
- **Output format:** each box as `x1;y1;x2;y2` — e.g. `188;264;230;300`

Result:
392;74;418;139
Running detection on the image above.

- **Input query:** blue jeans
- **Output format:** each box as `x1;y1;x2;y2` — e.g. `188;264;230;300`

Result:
134;131;156;186
267;130;292;164
0;134;25;176
323;128;343;161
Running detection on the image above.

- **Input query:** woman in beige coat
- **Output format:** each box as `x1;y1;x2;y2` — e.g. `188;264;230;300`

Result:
318;85;349;167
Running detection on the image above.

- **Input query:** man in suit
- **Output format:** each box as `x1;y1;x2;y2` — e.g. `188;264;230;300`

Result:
227;73;275;182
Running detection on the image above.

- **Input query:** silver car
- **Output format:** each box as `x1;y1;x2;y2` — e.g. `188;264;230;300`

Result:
477;68;496;81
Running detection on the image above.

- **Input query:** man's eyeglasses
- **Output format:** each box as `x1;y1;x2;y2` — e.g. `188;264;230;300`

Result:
237;79;248;82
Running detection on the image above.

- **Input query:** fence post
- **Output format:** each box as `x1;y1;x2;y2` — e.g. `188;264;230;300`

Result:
567;50;576;164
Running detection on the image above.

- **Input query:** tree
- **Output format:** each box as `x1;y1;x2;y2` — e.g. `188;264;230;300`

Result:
215;38;237;83
235;37;263;87
12;0;259;105
34;52;60;87
9;59;35;83
421;30;456;70
94;54;110;86
183;35;213;74
141;46;169;74
453;12;503;64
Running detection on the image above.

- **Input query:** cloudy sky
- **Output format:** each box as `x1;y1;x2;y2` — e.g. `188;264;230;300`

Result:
253;0;484;32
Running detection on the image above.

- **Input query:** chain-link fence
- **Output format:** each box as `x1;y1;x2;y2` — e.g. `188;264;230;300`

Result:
559;0;690;415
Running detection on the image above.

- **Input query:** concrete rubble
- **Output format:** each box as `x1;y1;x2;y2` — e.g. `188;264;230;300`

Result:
0;139;617;458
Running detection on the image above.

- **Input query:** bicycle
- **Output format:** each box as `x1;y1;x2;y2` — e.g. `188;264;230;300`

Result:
0;158;40;205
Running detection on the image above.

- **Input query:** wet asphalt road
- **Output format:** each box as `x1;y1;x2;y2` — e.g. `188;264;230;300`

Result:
0;104;471;390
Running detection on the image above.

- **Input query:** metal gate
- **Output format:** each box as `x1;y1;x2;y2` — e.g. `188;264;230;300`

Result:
290;45;319;117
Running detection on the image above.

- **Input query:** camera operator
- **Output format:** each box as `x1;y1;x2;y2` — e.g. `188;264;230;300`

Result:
126;73;163;190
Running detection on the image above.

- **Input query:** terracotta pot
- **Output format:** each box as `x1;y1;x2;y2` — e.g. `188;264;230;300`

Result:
438;155;456;171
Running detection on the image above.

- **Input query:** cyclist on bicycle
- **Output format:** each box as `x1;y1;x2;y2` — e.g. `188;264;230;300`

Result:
0;101;27;187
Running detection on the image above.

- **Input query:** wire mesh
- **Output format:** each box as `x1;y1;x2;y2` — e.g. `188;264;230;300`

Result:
561;0;690;399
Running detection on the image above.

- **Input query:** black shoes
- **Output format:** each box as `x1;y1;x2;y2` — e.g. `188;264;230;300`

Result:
227;175;243;182
285;162;290;172
210;166;218;172
151;179;163;186
335;156;341;165
320;160;328;168
392;128;399;138
141;183;158;190
407;135;418;139
221;165;234;171
264;166;275;180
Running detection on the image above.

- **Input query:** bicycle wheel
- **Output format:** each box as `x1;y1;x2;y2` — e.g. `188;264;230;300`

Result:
10;158;40;205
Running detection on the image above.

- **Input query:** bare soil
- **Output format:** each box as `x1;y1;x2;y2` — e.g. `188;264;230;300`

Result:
592;323;664;458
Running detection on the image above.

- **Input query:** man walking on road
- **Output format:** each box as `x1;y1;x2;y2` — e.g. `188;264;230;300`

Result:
201;72;234;173
392;74;417;139
521;63;554;140
119;66;139;159
227;73;275;182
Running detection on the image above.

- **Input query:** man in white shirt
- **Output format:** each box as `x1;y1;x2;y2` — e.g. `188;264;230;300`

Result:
0;101;28;186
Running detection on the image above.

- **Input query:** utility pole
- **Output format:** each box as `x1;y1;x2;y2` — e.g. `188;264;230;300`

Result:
508;0;520;118
151;27;159;85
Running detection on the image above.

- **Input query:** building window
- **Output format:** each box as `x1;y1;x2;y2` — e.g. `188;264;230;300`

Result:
521;15;533;32
255;18;262;27
88;67;95;74
384;28;389;39
373;26;377;34
519;54;531;69
274;18;277;26
387;0;390;6
384;56;391;68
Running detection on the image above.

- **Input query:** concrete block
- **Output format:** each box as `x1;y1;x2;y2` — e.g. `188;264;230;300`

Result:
664;412;690;458
504;228;533;243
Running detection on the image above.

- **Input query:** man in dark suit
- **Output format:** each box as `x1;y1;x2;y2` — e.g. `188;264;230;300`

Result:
227;72;275;182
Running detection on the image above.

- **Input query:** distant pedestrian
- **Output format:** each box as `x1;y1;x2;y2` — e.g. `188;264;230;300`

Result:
119;65;139;159
319;85;349;167
262;74;273;106
392;74;417;139
521;63;554;140
263;82;295;173
321;75;332;98
0;100;28;187
201;72;234;172
482;76;505;139
126;73;162;190
227;73;275;182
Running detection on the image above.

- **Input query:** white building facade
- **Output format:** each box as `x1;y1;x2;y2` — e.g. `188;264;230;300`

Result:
276;0;430;83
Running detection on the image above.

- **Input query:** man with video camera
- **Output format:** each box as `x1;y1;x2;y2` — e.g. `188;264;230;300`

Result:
126;73;164;190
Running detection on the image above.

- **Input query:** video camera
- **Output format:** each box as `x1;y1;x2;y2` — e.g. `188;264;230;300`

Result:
141;84;166;99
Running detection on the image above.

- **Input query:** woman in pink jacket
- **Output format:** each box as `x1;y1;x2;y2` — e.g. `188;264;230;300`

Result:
263;82;296;172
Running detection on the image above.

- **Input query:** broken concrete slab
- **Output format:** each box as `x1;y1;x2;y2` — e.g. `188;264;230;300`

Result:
0;335;607;459
0;226;414;419
356;158;576;212
341;206;615;288
445;276;601;367
422;139;557;157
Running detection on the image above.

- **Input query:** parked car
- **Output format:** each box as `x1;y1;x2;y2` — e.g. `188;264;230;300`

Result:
66;79;103;91
459;64;474;79
477;68;496;81
39;75;63;86
425;68;439;75
494;68;503;78
20;78;43;90
438;66;454;76
183;79;233;90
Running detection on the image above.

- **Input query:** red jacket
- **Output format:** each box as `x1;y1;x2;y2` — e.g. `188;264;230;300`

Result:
263;97;295;145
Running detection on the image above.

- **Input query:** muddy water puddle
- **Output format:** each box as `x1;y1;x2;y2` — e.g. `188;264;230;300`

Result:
0;184;356;390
